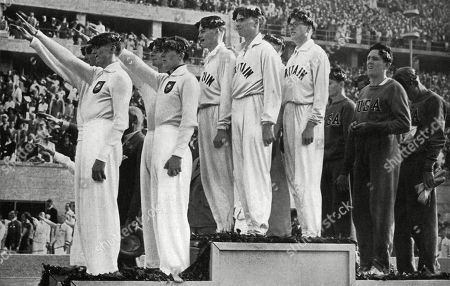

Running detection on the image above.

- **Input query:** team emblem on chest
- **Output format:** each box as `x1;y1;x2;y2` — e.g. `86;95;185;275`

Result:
93;81;105;94
164;81;176;94
326;112;341;126
411;108;420;125
356;98;382;112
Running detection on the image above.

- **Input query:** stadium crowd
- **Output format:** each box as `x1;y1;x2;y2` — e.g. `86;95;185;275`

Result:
1;62;449;162
2;13;207;64
1;0;449;50
100;0;450;50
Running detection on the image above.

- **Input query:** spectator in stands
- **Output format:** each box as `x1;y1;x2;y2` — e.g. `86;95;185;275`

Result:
31;212;51;254
39;16;51;37
0;114;10;149
27;12;38;28
12;84;22;105
49;90;65;119
0;16;8;32
41;212;73;254
0;216;6;250
0;132;16;160
5;211;21;252
59;17;70;39
441;225;450;258
45;199;58;224
18;212;33;254
4;96;15;111
49;17;59;38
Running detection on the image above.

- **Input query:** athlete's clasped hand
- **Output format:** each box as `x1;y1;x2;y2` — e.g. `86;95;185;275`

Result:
164;155;182;177
262;123;276;146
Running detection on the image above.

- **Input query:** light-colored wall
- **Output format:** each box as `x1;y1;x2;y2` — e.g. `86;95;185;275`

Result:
0;162;74;223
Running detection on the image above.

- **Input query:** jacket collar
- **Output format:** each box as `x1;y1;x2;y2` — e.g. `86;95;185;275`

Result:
241;33;264;53
294;39;315;54
167;64;187;76
103;61;121;73
204;42;225;64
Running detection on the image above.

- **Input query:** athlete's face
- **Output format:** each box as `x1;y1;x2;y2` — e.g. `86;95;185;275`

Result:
366;50;389;77
234;15;257;38
289;18;310;45
328;79;342;98
150;49;163;70
161;50;183;71
85;53;96;65
198;25;219;50
91;44;113;68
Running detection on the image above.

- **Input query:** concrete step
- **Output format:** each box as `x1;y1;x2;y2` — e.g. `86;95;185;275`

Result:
0;277;40;286
0;254;69;278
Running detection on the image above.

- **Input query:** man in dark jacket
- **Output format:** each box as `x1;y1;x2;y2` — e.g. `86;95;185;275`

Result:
118;106;145;226
393;67;447;274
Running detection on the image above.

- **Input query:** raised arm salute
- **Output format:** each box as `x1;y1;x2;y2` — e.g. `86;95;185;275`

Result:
17;16;133;275
120;36;200;278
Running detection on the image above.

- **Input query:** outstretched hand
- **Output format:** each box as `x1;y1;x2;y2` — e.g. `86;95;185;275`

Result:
10;24;33;42
16;13;38;36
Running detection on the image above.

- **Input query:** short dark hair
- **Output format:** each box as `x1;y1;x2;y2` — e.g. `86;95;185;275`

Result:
149;37;166;52
81;45;92;57
162;36;190;61
330;66;347;82
87;32;123;55
232;6;264;20
368;43;393;64
393;66;418;88
263;34;285;49
287;9;316;31
195;16;226;29
46;199;53;204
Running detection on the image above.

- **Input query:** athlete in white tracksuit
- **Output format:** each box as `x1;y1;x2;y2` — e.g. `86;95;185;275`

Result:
283;9;330;237
29;29;132;274
29;38;89;268
231;7;283;235
196;16;235;232
119;39;163;269
119;37;199;275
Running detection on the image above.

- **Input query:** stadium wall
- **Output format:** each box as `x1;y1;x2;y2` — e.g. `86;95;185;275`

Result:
0;162;74;222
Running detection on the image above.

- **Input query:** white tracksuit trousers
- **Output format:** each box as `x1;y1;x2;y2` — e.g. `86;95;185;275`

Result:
139;131;159;269
198;106;234;232
147;125;192;275
232;95;272;235
72;119;122;275
283;103;324;237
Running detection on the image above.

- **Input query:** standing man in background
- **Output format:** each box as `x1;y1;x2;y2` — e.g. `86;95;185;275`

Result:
263;33;292;238
282;9;330;238
196;16;235;233
231;6;283;235
45;199;58;224
393;67;447;274
118;37;164;269
321;66;355;238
